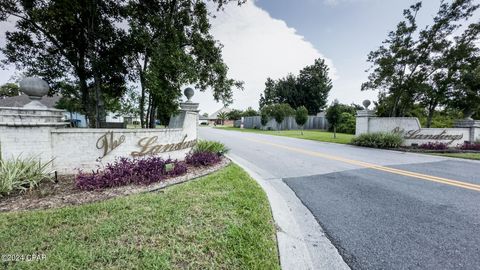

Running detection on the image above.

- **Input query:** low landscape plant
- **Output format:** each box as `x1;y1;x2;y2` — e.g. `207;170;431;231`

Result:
351;132;404;149
186;152;222;167
0;156;53;196
193;140;229;155
459;142;480;151
76;157;187;191
419;142;450;150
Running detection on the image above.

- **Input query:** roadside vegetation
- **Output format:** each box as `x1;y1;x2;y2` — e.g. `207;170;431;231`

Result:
362;0;480;125
0;164;280;270
351;132;404;149
216;127;354;144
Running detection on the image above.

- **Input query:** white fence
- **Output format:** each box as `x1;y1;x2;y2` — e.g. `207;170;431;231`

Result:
239;116;329;130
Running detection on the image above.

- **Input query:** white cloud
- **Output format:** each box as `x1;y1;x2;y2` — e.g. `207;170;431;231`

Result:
322;0;371;7
195;0;337;114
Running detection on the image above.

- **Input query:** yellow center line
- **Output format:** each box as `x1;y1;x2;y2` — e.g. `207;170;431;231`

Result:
245;137;480;192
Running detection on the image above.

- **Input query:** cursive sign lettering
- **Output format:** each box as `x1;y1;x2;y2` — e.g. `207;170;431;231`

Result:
131;134;197;157
392;127;463;144
96;131;126;158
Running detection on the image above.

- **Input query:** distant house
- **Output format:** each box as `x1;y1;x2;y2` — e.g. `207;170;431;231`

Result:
208;107;233;126
199;115;209;125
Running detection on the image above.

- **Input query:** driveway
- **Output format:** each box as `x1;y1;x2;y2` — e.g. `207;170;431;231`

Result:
199;127;480;270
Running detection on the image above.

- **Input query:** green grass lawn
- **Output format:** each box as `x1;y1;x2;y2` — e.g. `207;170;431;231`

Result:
215;127;354;144
0;164;280;270
431;152;480;161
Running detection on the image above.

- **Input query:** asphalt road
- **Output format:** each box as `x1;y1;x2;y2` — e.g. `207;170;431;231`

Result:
199;127;480;270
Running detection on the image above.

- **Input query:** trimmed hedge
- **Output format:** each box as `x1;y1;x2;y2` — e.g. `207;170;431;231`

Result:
351;132;404;149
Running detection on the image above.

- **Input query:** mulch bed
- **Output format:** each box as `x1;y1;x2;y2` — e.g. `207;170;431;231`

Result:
0;158;230;213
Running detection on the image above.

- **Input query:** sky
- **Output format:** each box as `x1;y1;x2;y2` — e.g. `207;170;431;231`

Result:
0;0;477;115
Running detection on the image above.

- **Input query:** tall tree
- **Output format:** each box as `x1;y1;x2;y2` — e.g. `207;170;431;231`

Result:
126;0;244;128
0;0;130;127
362;0;480;127
259;58;332;114
296;59;332;114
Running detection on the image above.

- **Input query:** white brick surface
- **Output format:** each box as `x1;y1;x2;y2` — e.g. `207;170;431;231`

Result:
0;107;198;174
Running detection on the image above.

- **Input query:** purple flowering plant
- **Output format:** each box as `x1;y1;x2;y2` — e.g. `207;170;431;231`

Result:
76;157;187;190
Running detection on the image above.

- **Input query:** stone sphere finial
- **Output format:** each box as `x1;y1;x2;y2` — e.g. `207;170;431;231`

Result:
184;87;194;102
19;77;49;108
362;99;371;110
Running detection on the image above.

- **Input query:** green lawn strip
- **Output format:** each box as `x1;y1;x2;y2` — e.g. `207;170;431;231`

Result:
430;152;480;161
215;127;354;144
0;164;280;270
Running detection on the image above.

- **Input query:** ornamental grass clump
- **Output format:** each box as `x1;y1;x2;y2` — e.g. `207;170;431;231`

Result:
186;141;228;167
76;157;187;191
351;132;404;149
0;156;53;196
193;140;229;155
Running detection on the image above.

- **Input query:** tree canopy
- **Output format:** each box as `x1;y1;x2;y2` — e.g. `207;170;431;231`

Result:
0;0;130;127
362;0;480;126
0;0;244;128
259;58;332;115
295;106;308;135
125;0;244;128
0;83;19;97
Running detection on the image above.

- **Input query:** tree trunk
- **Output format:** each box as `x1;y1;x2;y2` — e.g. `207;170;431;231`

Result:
77;68;95;128
93;73;106;128
149;99;156;128
334;125;337;139
139;74;146;128
426;110;434;128
138;55;149;128
146;95;152;128
426;101;438;128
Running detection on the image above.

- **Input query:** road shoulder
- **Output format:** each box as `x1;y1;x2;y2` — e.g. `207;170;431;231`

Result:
227;153;350;270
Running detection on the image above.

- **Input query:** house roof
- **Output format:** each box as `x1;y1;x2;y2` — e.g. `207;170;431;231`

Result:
209;107;232;120
0;95;61;108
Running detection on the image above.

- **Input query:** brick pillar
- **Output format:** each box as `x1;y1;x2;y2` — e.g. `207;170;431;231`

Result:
355;110;376;136
453;119;480;143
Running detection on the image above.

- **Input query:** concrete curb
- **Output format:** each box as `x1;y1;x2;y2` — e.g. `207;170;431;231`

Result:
227;153;350;270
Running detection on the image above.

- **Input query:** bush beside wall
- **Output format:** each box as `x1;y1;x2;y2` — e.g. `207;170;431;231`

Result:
351;132;404;149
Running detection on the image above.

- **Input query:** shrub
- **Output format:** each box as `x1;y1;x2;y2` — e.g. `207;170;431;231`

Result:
419;142;450;150
459;142;480;151
0;156;53;196
351;132;404;149
193;140;229;156
186;152;222;167
295;106;308;128
337;112;356;134
76;157;187;191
